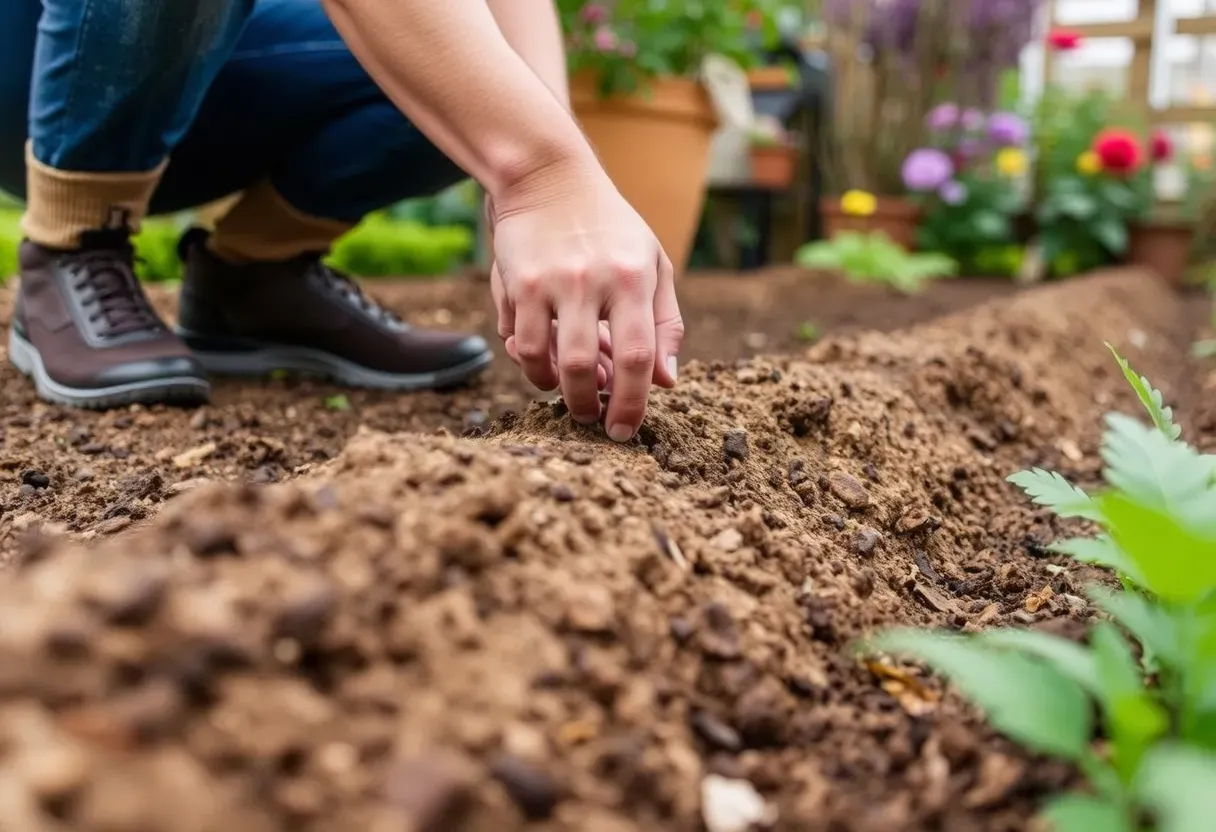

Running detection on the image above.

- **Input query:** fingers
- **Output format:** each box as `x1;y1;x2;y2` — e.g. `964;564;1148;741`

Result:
555;295;603;425
605;265;658;442
513;276;559;391
651;250;683;388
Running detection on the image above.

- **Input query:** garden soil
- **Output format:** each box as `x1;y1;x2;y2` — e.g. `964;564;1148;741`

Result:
0;268;1198;832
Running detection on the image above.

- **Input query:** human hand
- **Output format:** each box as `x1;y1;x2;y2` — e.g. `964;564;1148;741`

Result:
486;165;683;442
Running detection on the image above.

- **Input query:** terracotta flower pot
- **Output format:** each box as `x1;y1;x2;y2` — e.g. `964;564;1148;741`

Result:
1127;220;1194;286
819;196;921;250
749;145;797;188
571;72;718;275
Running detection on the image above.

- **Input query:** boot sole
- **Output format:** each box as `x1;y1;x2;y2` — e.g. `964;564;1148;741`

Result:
8;329;211;410
178;331;494;391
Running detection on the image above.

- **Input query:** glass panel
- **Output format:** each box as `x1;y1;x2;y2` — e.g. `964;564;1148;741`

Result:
1054;0;1137;25
1052;38;1134;96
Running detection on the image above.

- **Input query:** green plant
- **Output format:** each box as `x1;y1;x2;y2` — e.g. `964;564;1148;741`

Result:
860;346;1216;831
1031;87;1152;278
323;394;351;412
557;0;784;98
916;173;1026;276
795;230;957;293
793;320;821;343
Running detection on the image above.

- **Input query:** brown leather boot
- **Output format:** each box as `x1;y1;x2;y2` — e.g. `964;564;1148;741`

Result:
9;226;209;409
175;228;492;390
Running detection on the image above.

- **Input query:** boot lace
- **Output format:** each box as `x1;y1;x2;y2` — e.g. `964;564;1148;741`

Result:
67;246;162;338
311;262;403;326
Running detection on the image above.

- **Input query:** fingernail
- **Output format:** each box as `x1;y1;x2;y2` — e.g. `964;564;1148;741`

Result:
608;423;634;443
666;355;678;381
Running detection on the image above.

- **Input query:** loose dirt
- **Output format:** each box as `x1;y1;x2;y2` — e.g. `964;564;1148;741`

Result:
0;269;1200;832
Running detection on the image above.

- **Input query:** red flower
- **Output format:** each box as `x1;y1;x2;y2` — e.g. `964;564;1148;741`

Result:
1047;28;1083;50
1150;129;1173;162
1093;128;1144;175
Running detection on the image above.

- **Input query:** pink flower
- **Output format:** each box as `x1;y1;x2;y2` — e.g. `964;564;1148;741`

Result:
593;25;618;52
581;3;609;25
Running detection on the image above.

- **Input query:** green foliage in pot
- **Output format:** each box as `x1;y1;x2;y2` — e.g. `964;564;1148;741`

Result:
1031;87;1153;278
558;0;786;98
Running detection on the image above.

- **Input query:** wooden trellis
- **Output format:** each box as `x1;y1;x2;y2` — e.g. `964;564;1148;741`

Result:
1043;0;1216;125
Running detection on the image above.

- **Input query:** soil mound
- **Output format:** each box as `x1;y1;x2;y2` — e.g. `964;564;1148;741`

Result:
0;270;1188;831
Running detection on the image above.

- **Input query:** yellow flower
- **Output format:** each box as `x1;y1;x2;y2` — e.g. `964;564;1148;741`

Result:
995;148;1028;177
1076;150;1102;175
840;189;877;217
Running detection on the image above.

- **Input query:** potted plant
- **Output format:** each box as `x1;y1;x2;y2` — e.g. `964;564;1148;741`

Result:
747;114;797;188
794;226;958;294
817;0;1043;248
1125;132;1212;285
558;0;771;273
904;106;1030;273
1029;86;1152;279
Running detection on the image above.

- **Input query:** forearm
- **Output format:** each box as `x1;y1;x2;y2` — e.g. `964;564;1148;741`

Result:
486;0;570;109
322;0;591;202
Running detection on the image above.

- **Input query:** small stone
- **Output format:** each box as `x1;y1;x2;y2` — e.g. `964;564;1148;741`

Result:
701;774;774;832
896;506;937;535
20;469;50;489
172;442;217;469
273;579;339;647
564;584;616;634
722;429;749;464
710;528;744;553
691;710;742;752
855;528;881;556
488;754;562;820
669;616;695;643
827;472;869;510
549;483;576;502
382;754;476;832
168;477;211;496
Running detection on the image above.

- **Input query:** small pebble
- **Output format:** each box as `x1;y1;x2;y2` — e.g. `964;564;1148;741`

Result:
488;754;562;820
20;469;50;489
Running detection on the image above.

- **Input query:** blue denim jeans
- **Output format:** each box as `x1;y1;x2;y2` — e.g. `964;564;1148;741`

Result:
0;0;466;222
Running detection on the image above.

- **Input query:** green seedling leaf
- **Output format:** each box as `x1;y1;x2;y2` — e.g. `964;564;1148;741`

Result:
1007;469;1101;521
1101;413;1215;518
324;394;351;412
1106;343;1181;440
1099;492;1216;603
1040;793;1133;832
1089;587;1179;669
1134;744;1216;832
1051;536;1144;584
1090;622;1169;781
865;629;1092;760
979;629;1101;695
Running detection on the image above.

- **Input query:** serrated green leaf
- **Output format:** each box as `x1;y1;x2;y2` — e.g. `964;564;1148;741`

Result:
1051;536;1144;583
865;629;1092;759
1090;622;1168;780
979;628;1100;694
1007;469;1101;521
1099;492;1216;602
1106;343;1182;439
1134;744;1216;832
1089;587;1179;668
1100;413;1214;516
1040;793;1133;832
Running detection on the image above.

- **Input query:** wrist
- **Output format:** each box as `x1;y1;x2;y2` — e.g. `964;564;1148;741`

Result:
485;128;601;215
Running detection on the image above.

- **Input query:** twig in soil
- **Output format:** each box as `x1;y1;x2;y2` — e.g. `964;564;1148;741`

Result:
652;525;689;570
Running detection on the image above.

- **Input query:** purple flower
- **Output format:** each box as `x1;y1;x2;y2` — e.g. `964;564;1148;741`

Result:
902;148;954;192
958;137;983;159
961;108;984;131
987;112;1028;146
926;103;959;131
939;180;968;205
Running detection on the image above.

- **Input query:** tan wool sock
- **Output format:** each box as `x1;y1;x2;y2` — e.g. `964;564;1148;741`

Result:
21;141;166;249
208;179;352;263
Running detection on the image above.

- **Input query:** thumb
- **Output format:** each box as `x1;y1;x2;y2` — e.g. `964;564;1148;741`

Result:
652;250;683;388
